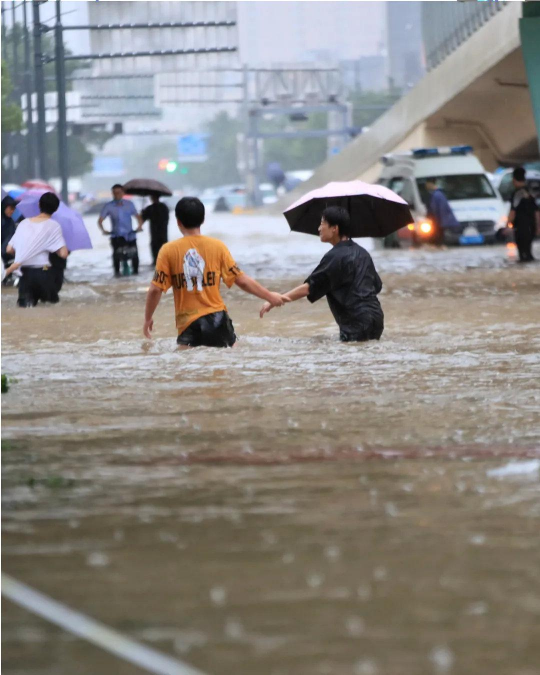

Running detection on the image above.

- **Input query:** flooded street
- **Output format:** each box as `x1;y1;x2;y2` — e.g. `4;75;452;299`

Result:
2;214;540;675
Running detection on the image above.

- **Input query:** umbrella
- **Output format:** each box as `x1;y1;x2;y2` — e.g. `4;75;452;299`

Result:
123;178;172;197
17;194;92;252
284;180;414;238
22;179;57;193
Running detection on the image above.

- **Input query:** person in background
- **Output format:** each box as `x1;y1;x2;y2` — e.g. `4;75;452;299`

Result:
4;192;68;307
144;197;289;348
141;194;170;265
261;206;384;343
98;184;143;276
2;196;17;285
425;177;460;246
508;167;539;263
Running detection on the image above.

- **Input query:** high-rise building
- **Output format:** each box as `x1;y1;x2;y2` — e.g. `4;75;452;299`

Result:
386;1;424;93
73;1;239;126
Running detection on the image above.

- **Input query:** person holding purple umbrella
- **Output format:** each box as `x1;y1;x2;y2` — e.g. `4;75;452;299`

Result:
260;206;384;343
4;192;68;307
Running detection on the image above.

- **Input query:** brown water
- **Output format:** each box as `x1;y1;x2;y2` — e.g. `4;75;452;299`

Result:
2;218;540;675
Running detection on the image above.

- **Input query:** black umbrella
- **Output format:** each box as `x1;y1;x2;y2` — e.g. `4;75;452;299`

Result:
284;180;414;238
122;178;172;197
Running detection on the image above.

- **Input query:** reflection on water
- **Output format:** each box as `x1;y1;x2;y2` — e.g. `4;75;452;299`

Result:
2;215;540;674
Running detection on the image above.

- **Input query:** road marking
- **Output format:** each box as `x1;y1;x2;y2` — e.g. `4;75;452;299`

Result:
2;573;208;675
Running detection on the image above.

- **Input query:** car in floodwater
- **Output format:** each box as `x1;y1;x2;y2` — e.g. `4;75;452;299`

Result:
378;146;508;246
491;167;540;206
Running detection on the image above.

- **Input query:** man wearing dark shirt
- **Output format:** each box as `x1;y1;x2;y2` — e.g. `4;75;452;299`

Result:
260;206;384;342
509;167;539;263
141;195;170;265
425;178;459;245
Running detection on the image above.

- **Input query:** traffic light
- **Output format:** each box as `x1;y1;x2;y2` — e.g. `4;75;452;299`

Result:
157;159;188;174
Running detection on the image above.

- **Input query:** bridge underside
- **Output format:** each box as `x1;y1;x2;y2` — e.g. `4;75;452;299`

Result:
277;3;538;208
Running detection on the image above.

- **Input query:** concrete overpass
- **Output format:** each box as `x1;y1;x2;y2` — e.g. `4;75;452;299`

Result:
278;1;539;207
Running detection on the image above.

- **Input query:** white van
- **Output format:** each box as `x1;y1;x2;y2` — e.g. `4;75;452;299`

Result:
378;146;508;246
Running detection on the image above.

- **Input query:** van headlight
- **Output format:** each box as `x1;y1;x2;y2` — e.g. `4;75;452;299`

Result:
497;214;508;229
419;220;433;234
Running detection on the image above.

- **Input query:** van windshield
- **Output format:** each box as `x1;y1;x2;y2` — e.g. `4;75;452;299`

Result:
417;174;496;205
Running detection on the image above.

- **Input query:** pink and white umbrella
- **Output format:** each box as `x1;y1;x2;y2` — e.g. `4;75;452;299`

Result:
284;180;413;238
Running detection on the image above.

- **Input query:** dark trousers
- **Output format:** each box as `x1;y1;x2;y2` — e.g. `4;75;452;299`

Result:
49;252;67;293
515;225;534;262
17;267;59;307
150;227;168;265
111;237;139;275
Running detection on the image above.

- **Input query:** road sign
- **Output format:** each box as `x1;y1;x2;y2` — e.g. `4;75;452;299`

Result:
92;157;124;176
177;134;208;163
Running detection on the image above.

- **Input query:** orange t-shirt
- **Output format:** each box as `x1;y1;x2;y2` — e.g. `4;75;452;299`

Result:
152;235;244;335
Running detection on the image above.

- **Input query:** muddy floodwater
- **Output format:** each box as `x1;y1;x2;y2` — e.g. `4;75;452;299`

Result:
2;215;540;675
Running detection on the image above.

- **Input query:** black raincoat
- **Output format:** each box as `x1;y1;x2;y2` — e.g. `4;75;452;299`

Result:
2;196;17;265
305;239;384;342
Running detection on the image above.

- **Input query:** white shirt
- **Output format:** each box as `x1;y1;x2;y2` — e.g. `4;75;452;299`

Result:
8;217;65;268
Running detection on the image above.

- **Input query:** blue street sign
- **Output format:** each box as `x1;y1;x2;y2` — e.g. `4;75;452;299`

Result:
177;134;208;162
92;157;124;176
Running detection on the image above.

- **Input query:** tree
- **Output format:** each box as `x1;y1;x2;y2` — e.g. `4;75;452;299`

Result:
1;62;23;133
45;129;93;178
2;23;88;93
186;112;242;189
262;112;328;173
349;90;401;131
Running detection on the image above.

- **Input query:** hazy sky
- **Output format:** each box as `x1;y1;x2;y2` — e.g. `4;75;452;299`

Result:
238;1;387;64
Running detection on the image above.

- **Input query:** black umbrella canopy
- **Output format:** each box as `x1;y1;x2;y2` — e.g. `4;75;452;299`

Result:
122;179;172;197
284;182;414;238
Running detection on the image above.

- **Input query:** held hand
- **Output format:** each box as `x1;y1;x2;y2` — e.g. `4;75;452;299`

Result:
267;292;290;307
260;301;272;318
143;319;154;339
136;227;143;233
101;228;110;236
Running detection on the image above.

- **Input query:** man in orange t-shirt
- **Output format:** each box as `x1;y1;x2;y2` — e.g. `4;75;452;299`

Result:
144;197;288;348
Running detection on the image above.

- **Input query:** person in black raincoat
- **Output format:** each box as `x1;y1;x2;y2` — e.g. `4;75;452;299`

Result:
2;196;18;284
508;166;539;263
260;206;384;342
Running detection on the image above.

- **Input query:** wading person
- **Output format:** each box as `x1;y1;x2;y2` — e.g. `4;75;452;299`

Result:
141;194;170;265
261;206;384;342
425;177;459;246
143;197;289;348
4;192;68;307
509;167;539;263
98;184;143;276
2;196;17;285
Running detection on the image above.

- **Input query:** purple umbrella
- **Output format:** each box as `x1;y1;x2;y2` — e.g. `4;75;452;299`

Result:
17;194;92;251
284;180;414;238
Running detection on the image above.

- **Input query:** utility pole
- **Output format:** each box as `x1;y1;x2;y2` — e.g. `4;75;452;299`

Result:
23;0;36;178
1;5;12;183
32;0;47;179
55;0;68;202
11;1;21;180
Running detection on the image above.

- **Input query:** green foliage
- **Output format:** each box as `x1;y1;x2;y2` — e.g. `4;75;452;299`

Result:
2;23;88;93
262;112;328;172
186;112;242;189
45;128;93;178
349;90;401;130
27;475;75;489
1;63;23;133
1;374;9;394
